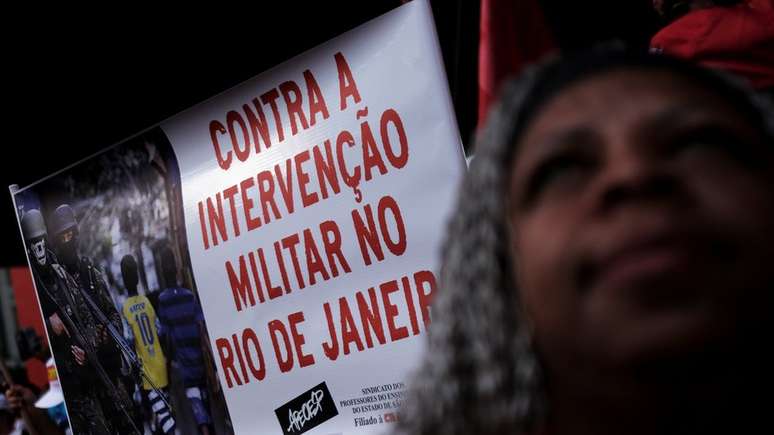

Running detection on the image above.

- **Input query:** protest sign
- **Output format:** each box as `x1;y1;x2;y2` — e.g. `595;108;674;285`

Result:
11;1;464;433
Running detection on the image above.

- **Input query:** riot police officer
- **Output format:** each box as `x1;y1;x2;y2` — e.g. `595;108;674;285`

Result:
21;208;112;435
49;204;140;434
20;209;60;323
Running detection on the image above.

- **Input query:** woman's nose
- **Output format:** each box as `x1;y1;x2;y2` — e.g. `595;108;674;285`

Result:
596;148;679;212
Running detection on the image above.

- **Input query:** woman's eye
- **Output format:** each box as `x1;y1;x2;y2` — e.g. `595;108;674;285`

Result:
670;127;750;163
675;136;723;154
524;155;593;204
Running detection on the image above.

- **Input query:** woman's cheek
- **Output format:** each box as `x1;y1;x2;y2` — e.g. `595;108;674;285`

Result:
514;213;578;327
686;161;774;249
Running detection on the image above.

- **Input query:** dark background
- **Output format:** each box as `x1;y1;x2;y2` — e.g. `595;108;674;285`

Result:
2;0;659;266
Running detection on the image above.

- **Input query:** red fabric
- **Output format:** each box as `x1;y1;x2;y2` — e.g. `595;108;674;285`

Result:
650;1;774;89
9;267;48;389
478;0;556;126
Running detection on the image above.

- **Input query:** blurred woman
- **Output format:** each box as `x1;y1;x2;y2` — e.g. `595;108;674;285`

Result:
395;49;774;435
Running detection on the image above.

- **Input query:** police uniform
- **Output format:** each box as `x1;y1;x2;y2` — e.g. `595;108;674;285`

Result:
47;204;140;434
70;257;140;434
31;258;112;435
22;209;112;435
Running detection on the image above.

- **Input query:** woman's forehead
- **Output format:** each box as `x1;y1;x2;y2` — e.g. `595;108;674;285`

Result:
535;68;723;115
515;69;744;150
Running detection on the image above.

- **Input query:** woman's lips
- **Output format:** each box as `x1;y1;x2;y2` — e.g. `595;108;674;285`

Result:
585;234;705;298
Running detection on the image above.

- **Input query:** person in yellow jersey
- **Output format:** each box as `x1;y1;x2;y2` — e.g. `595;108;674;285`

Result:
121;254;176;435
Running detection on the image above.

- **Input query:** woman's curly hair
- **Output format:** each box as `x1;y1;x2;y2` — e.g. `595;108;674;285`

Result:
393;47;774;435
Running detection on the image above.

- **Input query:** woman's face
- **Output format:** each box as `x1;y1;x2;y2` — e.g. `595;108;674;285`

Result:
508;69;774;379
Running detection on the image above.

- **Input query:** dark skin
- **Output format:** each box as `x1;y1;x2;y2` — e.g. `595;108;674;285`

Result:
508;69;774;434
121;255;139;297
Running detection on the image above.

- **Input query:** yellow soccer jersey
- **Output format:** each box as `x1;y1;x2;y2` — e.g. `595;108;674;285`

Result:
123;295;169;389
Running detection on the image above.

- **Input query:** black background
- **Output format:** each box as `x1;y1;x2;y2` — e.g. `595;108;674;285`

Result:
274;381;338;435
2;0;658;266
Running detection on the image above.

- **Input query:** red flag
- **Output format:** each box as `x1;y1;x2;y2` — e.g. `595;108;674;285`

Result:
651;0;774;90
478;0;556;126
